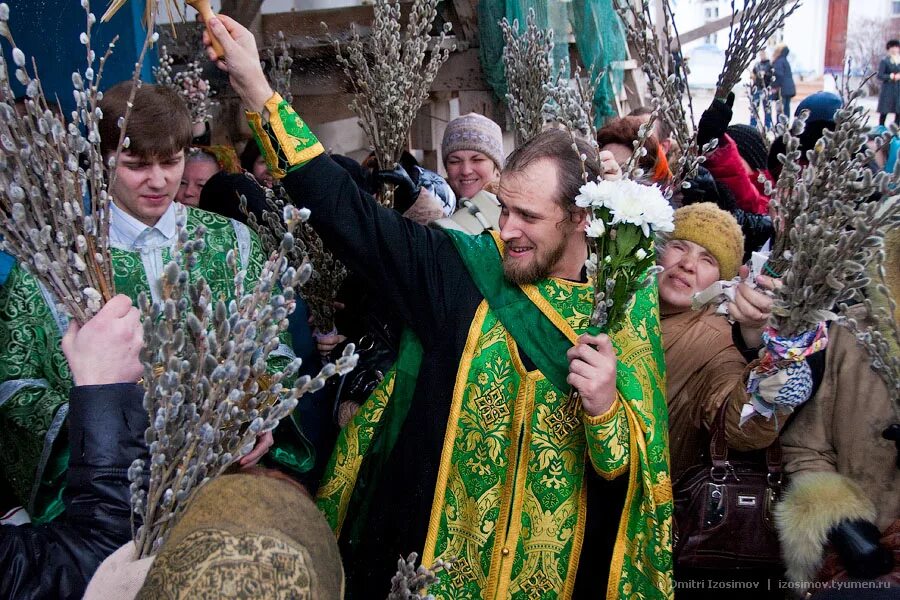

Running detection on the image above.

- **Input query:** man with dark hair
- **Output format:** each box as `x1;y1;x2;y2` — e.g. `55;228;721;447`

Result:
0;81;291;528
205;15;672;599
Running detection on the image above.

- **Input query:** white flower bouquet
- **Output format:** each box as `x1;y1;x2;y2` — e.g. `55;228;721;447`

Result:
577;178;674;332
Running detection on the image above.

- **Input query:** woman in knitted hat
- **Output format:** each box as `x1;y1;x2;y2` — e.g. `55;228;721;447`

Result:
658;203;784;482
662;203;808;593
441;112;505;200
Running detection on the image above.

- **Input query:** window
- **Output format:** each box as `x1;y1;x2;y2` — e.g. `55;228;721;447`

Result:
893;0;900;16
704;6;719;19
704;33;718;44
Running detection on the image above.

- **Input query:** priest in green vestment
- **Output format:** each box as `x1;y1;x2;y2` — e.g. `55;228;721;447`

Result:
205;15;673;599
0;81;308;524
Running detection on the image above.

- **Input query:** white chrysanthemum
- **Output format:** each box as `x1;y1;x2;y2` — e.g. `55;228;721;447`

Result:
575;180;616;208
584;218;606;238
595;179;674;237
605;191;647;233
638;185;675;233
635;248;647;261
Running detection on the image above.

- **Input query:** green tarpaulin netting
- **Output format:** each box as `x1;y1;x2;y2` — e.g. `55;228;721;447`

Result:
477;0;628;125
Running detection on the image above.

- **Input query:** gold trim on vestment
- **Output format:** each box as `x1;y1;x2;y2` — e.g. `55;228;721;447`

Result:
562;483;589;599
422;300;490;566
606;409;641;600
583;395;622;425
492;370;538;599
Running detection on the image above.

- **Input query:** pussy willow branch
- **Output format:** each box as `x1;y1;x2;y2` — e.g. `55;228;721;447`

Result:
544;61;604;149
501;8;554;144
131;209;358;557
622;97;663;181
330;0;454;206
837;250;900;414
715;0;801;99
744;81;775;150
153;42;217;125
266;30;293;105
243;181;347;334
767;82;900;337
387;553;454;600
612;0;702;191
0;1;133;323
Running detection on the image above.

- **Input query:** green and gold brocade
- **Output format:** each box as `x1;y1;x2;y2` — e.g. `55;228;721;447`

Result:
317;232;673;599
246;93;325;179
0;207;266;523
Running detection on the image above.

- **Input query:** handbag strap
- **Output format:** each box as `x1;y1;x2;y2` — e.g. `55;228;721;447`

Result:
707;398;783;481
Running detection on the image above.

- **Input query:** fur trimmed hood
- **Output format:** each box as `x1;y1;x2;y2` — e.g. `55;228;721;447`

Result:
775;471;877;595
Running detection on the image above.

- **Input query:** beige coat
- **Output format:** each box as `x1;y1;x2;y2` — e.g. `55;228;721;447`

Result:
777;318;900;591
663;307;782;481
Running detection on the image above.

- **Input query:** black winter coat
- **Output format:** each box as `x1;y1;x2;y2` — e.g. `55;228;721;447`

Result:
877;57;900;114
773;50;796;98
0;384;148;600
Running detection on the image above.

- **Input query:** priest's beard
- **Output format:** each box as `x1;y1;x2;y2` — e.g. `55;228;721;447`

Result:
502;237;568;285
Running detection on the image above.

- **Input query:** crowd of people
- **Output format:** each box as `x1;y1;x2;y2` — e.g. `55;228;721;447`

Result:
0;14;898;600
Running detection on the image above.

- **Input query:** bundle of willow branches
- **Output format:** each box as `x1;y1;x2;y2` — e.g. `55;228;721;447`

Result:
331;0;454;207
544;62;604;148
243;182;347;335
153;43;217;126
837;245;900;404
131;206;358;558
714;0;801;99
766;85;900;338
0;1;121;323
612;0;702;191
744;81;775;150
266;30;294;105
387;553;453;600
500;8;554;144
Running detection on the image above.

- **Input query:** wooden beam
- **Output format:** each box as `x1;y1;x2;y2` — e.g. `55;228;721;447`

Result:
679;11;744;45
449;0;479;46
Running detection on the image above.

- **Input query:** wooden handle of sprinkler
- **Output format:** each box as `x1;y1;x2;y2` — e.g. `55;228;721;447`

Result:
186;0;225;59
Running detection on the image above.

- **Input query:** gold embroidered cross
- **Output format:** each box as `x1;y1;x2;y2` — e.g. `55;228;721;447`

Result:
521;572;554;597
474;385;510;426
448;557;475;587
545;406;581;440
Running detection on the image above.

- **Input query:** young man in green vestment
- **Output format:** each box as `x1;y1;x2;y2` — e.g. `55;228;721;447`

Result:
0;81;298;525
205;16;674;599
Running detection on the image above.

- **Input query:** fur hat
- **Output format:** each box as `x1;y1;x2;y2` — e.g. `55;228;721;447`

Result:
441;113;505;169
670;202;744;280
137;471;344;600
726;125;768;171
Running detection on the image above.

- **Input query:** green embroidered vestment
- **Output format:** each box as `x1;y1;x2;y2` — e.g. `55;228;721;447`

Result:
317;231;674;599
0;207;283;522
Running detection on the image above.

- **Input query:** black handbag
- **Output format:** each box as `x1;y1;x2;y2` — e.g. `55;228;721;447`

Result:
673;400;785;570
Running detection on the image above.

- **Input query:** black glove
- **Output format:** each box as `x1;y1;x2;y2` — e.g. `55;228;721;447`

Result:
828;519;894;579
374;165;420;213
733;209;773;262
696;92;735;149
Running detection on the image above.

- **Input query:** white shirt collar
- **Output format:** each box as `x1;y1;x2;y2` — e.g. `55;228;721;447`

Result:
110;201;182;250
